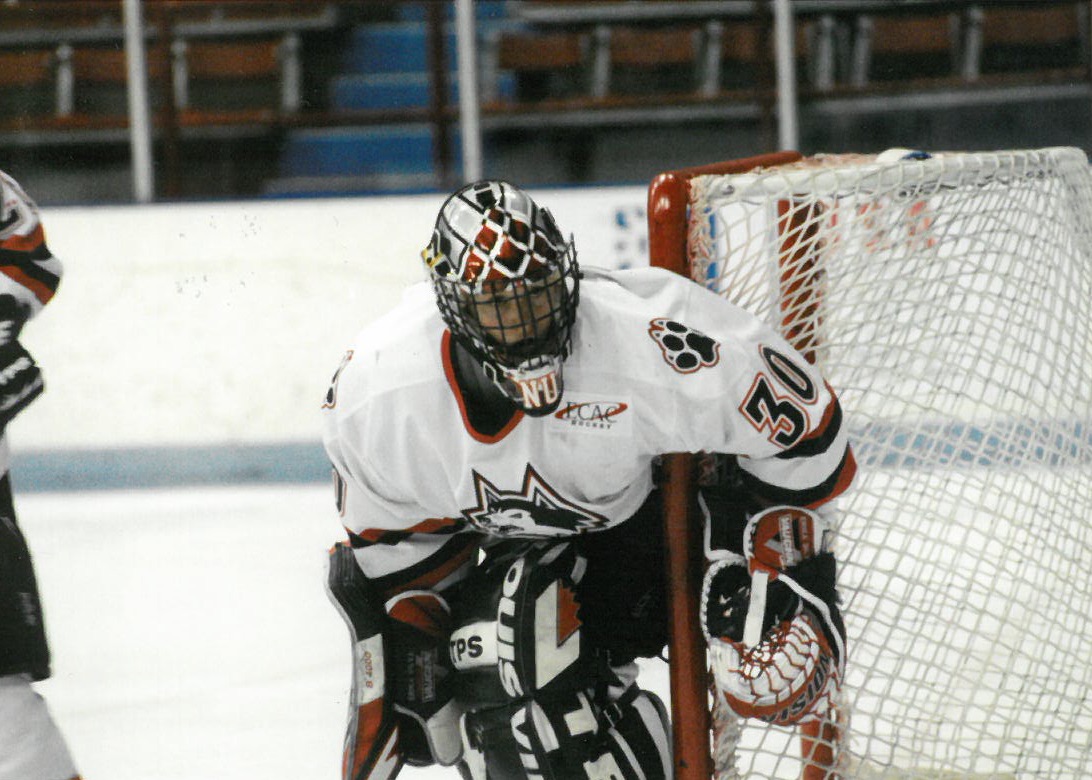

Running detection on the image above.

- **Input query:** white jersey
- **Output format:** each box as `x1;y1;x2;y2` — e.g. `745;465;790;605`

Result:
322;267;855;590
0;171;62;318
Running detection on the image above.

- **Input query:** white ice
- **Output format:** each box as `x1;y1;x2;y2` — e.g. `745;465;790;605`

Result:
20;483;671;780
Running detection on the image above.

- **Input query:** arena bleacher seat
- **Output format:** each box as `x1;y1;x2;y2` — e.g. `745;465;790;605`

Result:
3;0;1090;200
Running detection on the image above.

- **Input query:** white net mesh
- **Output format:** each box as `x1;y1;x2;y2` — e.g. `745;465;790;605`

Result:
687;147;1092;779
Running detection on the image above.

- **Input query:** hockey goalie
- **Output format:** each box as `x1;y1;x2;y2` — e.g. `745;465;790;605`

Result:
320;180;855;778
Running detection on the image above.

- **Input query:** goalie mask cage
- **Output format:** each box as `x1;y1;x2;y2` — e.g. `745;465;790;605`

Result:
647;147;1092;780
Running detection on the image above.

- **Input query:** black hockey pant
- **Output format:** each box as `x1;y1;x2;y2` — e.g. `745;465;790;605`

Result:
0;473;51;681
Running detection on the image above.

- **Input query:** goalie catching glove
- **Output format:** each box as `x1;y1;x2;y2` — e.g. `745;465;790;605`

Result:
702;506;846;726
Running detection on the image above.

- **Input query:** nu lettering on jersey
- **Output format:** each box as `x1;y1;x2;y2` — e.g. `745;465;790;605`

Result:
513;371;559;409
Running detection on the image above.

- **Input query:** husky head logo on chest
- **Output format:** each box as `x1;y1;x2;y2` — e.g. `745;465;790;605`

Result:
462;465;609;537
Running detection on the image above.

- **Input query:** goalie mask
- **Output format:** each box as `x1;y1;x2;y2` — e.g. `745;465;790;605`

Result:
423;180;579;416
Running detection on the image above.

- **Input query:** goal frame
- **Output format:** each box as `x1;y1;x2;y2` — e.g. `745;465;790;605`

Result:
646;150;803;780
647;146;1092;780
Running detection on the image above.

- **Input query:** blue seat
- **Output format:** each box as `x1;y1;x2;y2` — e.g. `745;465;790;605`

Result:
331;72;455;111
342;23;458;74
394;1;507;23
331;71;514;111
272;3;511;195
279;124;462;178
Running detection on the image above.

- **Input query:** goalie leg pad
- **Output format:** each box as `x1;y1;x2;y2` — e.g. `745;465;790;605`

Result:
449;540;591;708
326;543;400;780
459;686;671;780
326;543;462;778
385;589;462;767
450;539;669;779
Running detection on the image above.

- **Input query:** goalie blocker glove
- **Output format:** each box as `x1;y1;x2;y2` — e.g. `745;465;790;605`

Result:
702;506;846;726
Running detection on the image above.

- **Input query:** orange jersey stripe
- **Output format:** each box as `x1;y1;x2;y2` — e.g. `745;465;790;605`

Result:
406;516;461;535
0;224;45;253
0;265;55;305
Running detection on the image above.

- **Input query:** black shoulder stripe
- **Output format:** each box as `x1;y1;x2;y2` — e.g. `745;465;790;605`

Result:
742;445;857;507
0;244;53;264
0;249;61;293
347;522;463;550
776;396;843;460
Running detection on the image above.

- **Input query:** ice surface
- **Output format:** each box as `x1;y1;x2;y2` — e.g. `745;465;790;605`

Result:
23;484;350;780
19;483;671;780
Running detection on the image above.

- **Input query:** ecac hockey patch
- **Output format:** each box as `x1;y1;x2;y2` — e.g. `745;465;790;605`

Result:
648;318;721;373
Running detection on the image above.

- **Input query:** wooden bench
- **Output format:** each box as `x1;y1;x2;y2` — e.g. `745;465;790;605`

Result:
0;0;334;139
595;24;706;98
967;2;1089;82
482;1;836;124
171;35;301;115
850;10;965;89
836;1;1091;102
481;29;592;104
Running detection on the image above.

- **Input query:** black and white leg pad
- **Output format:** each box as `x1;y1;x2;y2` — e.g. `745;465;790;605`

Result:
459;686;671;780
449;541;670;779
449;541;590;706
326;542;462;778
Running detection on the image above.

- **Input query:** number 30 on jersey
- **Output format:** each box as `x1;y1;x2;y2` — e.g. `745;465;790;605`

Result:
738;345;817;449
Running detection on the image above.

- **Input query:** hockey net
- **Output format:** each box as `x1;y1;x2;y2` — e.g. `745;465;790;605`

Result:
648;147;1092;779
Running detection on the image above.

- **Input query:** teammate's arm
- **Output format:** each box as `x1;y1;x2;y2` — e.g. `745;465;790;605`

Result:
0;170;62;316
0;172;63;430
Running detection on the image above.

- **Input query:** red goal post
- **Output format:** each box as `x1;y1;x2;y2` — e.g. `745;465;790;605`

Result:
647;151;804;780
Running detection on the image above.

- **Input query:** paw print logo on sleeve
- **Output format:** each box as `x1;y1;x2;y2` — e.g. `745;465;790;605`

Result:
649;318;721;373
